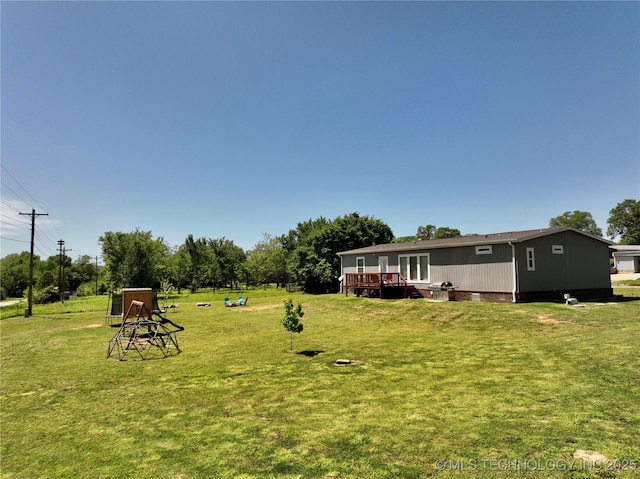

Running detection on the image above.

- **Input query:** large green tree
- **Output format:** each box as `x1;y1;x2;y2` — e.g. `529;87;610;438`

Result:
607;199;640;244
67;255;97;292
171;246;191;293
416;224;436;240
246;233;288;287
36;254;70;292
432;227;462;240
181;235;210;292
209;237;246;289
0;252;99;301
286;212;394;293
176;235;246;291
99;230;169;288
394;224;459;243
549;210;602;236
0;252;36;298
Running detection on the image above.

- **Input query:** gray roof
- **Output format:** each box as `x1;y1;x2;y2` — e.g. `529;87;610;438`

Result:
337;227;613;256
610;245;640;255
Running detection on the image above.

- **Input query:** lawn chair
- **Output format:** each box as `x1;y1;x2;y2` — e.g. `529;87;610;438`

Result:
105;291;123;326
224;297;235;307
236;296;248;306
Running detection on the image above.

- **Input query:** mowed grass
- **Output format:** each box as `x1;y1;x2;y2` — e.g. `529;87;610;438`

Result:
1;292;639;478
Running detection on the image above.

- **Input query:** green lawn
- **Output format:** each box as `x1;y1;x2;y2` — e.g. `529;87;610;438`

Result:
1;291;638;478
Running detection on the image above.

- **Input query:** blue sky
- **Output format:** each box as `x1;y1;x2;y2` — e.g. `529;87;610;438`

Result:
2;1;638;260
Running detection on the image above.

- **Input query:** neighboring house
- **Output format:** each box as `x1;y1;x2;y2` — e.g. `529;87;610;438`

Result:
610;245;640;273
337;228;613;302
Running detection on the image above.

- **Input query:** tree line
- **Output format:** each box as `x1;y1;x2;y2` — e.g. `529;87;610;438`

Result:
2;200;638;301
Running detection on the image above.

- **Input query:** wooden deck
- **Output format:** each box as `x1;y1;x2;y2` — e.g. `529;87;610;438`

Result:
343;273;407;298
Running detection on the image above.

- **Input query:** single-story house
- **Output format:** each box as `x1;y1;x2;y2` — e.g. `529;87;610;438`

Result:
610;245;640;273
337;227;613;302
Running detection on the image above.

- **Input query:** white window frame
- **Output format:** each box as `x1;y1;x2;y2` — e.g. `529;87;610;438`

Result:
475;245;493;255
356;256;365;274
526;247;536;271
399;253;430;282
552;245;564;255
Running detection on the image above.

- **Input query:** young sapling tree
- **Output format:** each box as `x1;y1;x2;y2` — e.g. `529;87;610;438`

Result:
282;298;304;351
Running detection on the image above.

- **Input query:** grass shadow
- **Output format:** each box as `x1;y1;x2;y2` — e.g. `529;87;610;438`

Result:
296;350;325;357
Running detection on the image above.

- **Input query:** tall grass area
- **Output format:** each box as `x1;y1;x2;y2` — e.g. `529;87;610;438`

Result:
1;291;638;478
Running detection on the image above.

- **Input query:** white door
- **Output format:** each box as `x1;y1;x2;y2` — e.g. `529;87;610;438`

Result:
378;256;388;274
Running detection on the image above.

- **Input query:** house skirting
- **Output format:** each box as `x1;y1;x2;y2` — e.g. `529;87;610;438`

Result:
515;288;614;303
454;291;512;303
410;287;614;303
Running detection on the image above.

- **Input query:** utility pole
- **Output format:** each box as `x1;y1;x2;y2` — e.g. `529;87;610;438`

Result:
57;240;71;303
58;240;65;303
19;209;48;317
62;245;71;302
95;256;99;296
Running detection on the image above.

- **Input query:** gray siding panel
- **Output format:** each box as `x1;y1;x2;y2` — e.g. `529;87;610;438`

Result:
432;244;513;265
431;262;513;292
342;253;391;273
430;244;513;291
516;231;611;292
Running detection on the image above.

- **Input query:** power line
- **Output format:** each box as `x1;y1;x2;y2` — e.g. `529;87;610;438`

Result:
0;181;28;205
0;213;31;226
1;164;48;212
34;229;58;253
1;165;64;243
0;236;30;244
0;218;31;230
0;199;26;216
34;243;56;259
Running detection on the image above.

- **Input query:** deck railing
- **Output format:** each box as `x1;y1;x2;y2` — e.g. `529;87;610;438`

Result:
343;272;407;297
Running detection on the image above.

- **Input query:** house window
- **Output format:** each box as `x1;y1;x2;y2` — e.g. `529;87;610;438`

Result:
399;253;430;282
552;245;564;254
356;257;365;273
476;245;493;255
526;248;536;271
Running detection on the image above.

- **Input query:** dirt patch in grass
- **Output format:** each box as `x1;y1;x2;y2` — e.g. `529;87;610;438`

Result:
71;323;103;330
242;304;280;312
41;323;105;334
426;311;464;322
530;314;570;325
